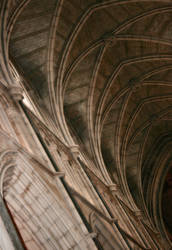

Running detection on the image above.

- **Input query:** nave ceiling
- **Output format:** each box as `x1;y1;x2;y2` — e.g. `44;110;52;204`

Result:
1;0;172;241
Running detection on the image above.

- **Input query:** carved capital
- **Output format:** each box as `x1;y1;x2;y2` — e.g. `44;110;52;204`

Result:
8;85;23;101
69;145;80;157
134;210;143;219
108;183;119;192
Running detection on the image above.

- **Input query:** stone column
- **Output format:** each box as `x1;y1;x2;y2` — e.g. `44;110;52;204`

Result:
7;85;44;158
7;85;30;148
0;195;24;250
0;215;15;250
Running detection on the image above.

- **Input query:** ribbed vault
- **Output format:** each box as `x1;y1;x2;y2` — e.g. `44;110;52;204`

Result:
7;0;172;243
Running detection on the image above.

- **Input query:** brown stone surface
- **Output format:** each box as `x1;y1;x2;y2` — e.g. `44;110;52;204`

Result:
0;0;172;249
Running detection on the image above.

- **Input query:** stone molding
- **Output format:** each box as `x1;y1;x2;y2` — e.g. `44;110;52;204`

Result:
108;183;119;192
69;145;80;156
0;149;18;197
8;85;24;101
53;171;65;180
134;210;143;220
102;33;117;47
129;78;143;92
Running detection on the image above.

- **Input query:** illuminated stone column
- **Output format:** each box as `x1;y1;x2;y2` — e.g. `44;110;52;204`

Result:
0;195;24;250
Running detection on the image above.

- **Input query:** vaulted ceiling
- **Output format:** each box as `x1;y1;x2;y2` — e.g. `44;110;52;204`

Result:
4;0;172;239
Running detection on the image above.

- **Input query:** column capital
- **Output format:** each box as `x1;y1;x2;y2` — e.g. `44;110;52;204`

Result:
69;145;80;157
108;183;119;192
134;210;143;219
8;85;24;101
